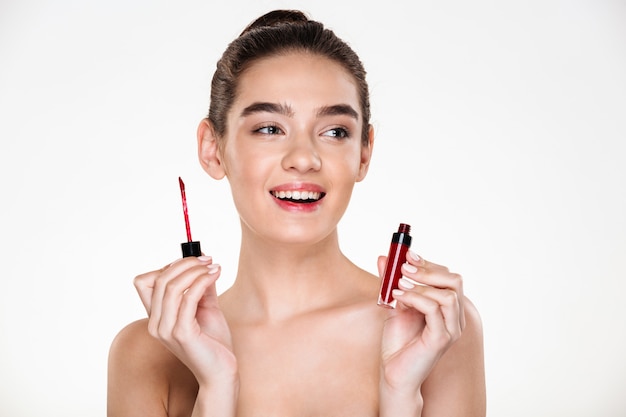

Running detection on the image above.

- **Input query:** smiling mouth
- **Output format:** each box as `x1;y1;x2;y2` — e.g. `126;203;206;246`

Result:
270;190;326;203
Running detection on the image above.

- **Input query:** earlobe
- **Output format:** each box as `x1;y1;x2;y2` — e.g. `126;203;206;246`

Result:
356;125;375;182
197;119;226;180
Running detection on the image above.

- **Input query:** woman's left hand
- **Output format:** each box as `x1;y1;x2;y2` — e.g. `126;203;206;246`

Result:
378;250;466;394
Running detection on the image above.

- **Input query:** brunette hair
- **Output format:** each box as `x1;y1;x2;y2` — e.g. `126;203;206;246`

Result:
207;9;371;145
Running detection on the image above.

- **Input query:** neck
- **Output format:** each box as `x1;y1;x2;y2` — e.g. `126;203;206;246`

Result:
224;225;358;322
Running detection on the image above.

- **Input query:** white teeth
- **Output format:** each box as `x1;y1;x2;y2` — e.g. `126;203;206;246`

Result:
272;190;322;201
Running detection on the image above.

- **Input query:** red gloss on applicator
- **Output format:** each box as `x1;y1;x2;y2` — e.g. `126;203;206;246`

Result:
178;177;202;257
378;223;412;308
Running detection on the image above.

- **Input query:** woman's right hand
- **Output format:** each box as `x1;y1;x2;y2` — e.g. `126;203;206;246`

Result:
133;256;238;387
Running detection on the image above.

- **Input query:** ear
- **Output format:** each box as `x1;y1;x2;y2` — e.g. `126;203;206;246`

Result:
197;119;226;180
356;125;375;182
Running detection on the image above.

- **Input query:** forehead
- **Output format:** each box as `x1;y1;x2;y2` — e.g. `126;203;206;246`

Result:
233;52;361;115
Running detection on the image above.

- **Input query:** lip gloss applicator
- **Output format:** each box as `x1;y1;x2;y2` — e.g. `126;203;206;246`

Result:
378;223;412;308
178;177;202;257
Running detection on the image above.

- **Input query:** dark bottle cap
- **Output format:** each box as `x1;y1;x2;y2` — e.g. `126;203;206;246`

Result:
391;223;412;246
181;241;202;257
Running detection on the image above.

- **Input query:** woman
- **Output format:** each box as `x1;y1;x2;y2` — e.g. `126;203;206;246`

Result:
108;10;486;417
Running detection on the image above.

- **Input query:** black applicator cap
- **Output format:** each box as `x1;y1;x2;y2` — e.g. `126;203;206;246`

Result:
181;241;202;257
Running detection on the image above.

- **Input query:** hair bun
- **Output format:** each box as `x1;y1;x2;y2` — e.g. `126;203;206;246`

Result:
240;9;309;35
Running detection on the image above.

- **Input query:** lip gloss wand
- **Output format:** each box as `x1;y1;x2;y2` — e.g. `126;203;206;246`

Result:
178;177;202;257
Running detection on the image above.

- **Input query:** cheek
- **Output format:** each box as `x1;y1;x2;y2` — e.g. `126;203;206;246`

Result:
330;147;364;179
223;145;273;186
222;142;248;174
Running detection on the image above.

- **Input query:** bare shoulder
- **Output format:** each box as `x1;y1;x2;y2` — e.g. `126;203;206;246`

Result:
422;296;486;417
107;319;198;417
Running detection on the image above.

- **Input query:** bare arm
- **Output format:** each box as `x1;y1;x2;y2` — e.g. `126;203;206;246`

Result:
377;253;486;417
108;319;240;417
109;256;240;417
421;298;486;417
107;319;176;417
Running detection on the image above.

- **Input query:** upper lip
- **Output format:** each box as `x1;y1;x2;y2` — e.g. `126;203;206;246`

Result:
270;182;326;193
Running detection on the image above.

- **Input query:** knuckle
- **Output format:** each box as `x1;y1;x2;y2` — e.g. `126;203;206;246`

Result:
442;289;458;305
445;272;464;293
133;273;147;288
147;321;159;339
423;298;440;315
156;326;171;342
153;274;167;288
171;324;186;342
419;268;433;281
195;272;214;288
180;287;195;305
134;268;165;288
164;277;185;293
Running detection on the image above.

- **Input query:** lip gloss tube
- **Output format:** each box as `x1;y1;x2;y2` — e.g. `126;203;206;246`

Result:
378;223;412;308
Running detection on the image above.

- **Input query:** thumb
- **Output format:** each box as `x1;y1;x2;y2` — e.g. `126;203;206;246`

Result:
377;256;387;278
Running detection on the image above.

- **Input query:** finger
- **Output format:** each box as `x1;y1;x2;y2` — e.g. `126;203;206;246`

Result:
134;270;160;314
398;278;462;340
156;263;219;340
175;264;221;339
392;289;452;351
148;257;213;334
377;255;387;278
404;250;448;272
403;252;463;298
401;260;463;293
400;263;466;329
133;259;190;314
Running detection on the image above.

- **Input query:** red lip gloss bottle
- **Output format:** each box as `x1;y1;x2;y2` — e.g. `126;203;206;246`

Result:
378;223;412;308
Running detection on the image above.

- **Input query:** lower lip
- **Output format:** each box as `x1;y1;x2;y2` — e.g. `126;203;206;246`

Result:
271;195;323;213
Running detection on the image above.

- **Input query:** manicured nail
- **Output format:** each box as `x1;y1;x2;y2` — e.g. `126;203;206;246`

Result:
402;263;418;274
392;289;405;297
408;250;421;262
197;256;212;262
399;277;416;289
207;264;220;274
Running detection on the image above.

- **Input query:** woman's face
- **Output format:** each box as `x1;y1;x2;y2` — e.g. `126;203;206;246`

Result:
217;52;372;245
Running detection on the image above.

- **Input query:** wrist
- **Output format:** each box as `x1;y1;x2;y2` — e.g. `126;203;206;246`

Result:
192;377;239;417
379;382;423;417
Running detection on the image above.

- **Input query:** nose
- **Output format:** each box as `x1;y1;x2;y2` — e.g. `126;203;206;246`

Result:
281;133;322;173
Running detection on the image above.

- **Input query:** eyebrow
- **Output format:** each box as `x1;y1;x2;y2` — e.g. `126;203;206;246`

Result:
239;102;359;121
316;104;359;121
240;102;294;118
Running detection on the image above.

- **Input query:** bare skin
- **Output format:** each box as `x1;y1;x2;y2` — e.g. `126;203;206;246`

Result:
108;53;486;417
109;256;484;416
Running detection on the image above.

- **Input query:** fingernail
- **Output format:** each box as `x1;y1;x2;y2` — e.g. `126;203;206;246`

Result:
392;289;405;297
402;263;418;274
197;256;212;262
408;250;421;262
399;277;416;289
207;264;220;274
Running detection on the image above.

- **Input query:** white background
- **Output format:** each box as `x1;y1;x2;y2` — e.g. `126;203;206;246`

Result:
1;0;625;415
